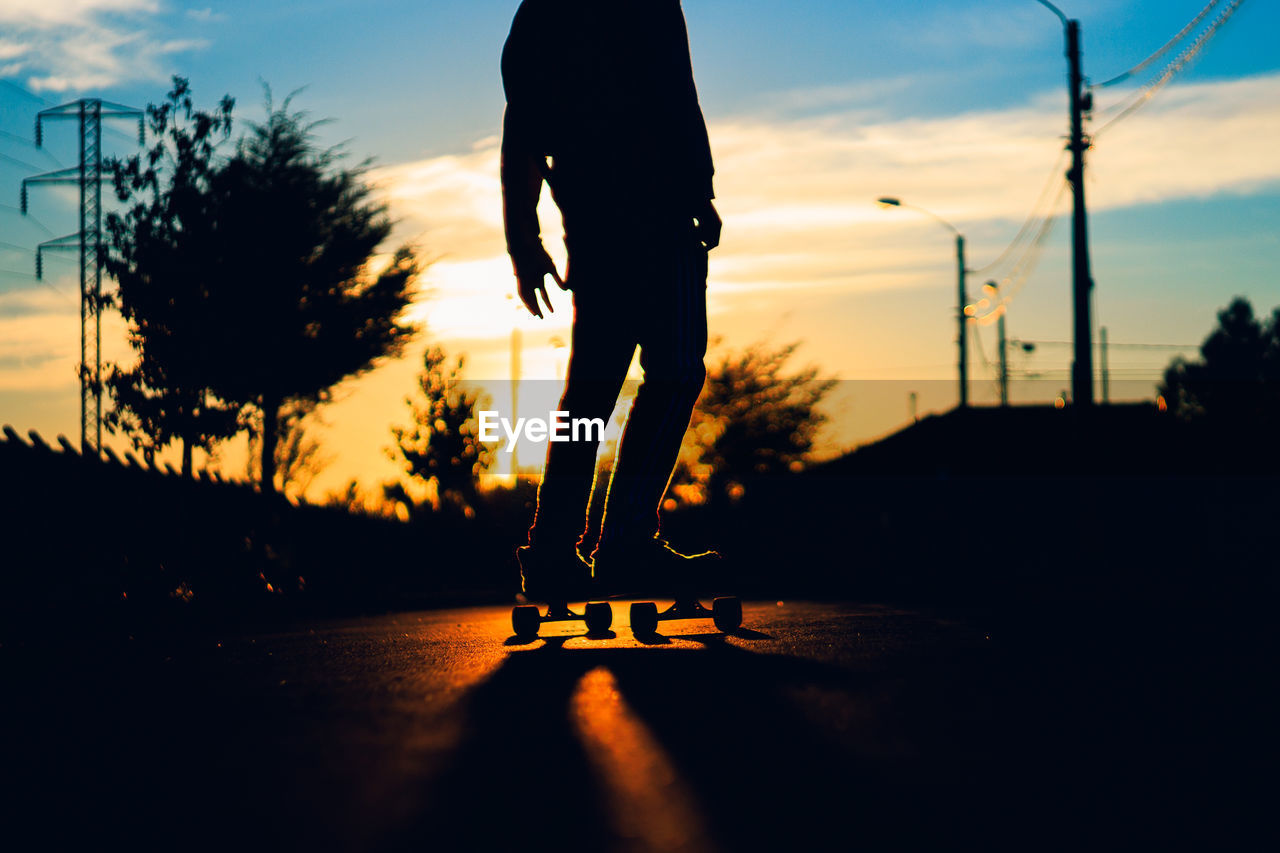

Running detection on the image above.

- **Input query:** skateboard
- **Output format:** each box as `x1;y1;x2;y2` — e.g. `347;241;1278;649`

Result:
511;600;613;638
628;596;742;636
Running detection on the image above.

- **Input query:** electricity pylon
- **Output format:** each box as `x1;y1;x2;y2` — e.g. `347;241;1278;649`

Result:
21;99;143;454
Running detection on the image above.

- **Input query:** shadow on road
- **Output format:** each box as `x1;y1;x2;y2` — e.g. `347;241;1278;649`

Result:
5;602;1270;851
395;637;999;851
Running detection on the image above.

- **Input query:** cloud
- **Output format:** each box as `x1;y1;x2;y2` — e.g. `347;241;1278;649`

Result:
885;1;1063;52
5;68;1277;489
0;287;77;391
370;71;1280;351
186;8;227;24
0;1;206;92
0;287;79;319
0;1;160;28
0;351;59;370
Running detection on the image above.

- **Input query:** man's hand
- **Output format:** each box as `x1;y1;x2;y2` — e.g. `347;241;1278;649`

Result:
513;244;566;319
693;199;722;251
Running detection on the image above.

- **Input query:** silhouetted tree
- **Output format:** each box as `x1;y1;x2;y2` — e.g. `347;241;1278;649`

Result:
243;404;333;501
390;346;492;516
1160;297;1280;425
325;479;402;519
103;78;240;474
672;342;835;507
206;93;418;492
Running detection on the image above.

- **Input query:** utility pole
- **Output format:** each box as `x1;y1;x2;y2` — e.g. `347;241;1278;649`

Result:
956;234;968;408
510;327;521;479
985;279;1009;407
998;315;1009;408
875;197;967;410
1066;19;1095;408
21;98;142;454
1100;325;1110;404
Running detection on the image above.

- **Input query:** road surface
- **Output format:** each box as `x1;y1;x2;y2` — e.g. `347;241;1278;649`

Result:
2;599;1263;850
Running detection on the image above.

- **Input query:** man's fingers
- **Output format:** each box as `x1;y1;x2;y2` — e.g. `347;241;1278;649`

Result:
518;279;544;318
520;289;542;319
694;205;722;251
514;248;561;316
520;278;554;318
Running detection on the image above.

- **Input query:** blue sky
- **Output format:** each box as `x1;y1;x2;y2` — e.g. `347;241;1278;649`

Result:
6;2;1277;159
2;1;1278;495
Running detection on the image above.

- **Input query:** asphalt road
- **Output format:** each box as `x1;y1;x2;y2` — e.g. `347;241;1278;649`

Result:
3;599;1269;850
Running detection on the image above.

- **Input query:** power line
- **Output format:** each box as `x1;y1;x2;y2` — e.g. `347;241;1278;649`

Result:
1009;339;1199;350
0;151;44;173
1095;0;1223;88
971;320;991;373
0;203;58;236
0;129;36;146
1093;0;1249;138
0;129;64;167
0;266;74;300
0;79;53;105
970;149;1069;277
103;125;142;146
970;180;1070;327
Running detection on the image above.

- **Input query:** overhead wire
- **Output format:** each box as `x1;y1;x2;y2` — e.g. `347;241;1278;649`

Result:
1095;0;1223;88
1092;0;1249;138
0;128;62;162
0;267;73;299
970;148;1070;278
969;322;1004;400
0;151;44;173
0;131;65;169
1;79;53;105
1009;339;1200;350
961;1;1248;339
970;180;1070;327
0;202;57;237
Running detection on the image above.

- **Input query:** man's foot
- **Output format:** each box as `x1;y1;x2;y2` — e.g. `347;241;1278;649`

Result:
516;545;594;603
592;536;724;598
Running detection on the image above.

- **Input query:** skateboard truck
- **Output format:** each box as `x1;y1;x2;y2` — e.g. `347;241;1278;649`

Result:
629;596;742;636
511;600;613;638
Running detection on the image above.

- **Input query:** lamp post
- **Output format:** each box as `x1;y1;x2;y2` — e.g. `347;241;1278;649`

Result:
985;280;1010;406
1037;0;1095;407
878;197;968;408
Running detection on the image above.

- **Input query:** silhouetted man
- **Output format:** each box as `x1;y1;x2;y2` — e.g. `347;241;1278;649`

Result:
501;0;721;599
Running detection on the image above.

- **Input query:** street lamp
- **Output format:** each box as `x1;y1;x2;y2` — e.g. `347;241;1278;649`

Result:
1035;0;1068;26
985;280;1010;406
877;197;969;408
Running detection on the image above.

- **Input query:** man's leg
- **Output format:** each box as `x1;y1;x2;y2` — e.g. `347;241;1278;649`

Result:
594;235;708;554
527;291;637;555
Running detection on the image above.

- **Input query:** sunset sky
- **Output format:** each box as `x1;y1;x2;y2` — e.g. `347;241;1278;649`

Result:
2;0;1278;497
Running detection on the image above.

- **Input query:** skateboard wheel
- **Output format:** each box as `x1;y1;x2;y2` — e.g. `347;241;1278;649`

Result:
712;596;742;632
584;601;613;634
630;601;659;636
512;604;541;638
